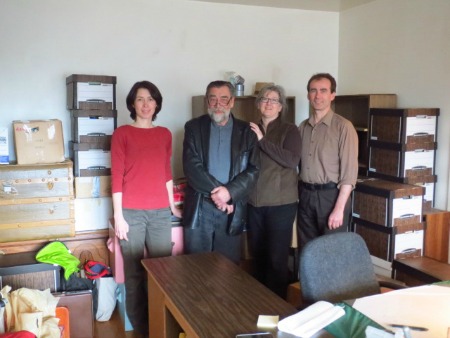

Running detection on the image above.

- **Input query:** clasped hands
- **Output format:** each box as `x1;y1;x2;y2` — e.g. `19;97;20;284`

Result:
211;186;234;214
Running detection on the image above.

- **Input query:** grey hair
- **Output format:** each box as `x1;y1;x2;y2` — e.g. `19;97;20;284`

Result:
255;84;288;115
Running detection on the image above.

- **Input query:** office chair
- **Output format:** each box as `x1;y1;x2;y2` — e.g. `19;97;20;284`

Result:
299;232;403;305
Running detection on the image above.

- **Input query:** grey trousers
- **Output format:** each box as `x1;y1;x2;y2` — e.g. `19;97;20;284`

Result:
120;207;172;335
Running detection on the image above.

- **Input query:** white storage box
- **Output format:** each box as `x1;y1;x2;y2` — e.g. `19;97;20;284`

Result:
66;74;116;110
70;144;111;177
74;197;112;231
76;82;114;110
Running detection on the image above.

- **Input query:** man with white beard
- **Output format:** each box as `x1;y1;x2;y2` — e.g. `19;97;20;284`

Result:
182;80;260;263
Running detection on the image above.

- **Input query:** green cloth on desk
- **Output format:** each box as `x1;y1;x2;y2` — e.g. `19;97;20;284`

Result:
324;303;385;338
434;280;450;287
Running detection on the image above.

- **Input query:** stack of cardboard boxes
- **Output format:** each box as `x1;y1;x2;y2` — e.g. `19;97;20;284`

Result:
66;74;117;232
351;106;440;276
368;107;439;210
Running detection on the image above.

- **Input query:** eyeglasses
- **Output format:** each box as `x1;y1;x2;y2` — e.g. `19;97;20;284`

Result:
260;97;280;105
207;96;232;106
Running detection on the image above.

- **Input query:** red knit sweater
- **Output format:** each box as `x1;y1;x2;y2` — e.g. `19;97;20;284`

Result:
111;125;173;209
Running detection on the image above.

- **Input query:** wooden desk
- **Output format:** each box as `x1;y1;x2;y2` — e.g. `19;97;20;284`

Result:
392;256;450;286
142;252;298;338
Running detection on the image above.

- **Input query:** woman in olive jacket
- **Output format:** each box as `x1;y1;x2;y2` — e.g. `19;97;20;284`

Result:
248;84;301;298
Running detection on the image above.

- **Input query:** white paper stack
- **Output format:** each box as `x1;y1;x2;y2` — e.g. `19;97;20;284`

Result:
277;301;345;338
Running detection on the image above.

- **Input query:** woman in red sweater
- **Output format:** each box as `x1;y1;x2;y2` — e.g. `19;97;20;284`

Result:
111;81;181;337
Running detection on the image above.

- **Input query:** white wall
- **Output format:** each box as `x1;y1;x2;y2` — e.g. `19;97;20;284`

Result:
0;0;339;179
338;0;450;210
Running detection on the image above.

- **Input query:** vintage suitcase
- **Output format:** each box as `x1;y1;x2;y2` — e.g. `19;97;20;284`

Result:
352;177;424;227
0;252;61;291
70;110;116;147
53;290;94;338
0;160;74;198
369;108;439;145
69;142;111;177
66;74;116;111
0;160;75;242
352;219;424;262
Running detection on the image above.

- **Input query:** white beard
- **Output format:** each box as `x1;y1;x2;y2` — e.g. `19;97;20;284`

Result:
208;107;231;124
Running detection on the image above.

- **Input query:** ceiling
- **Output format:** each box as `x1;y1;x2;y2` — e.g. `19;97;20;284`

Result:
188;0;376;12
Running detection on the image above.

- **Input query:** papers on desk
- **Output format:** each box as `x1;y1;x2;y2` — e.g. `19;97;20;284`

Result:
277;301;344;337
353;284;450;338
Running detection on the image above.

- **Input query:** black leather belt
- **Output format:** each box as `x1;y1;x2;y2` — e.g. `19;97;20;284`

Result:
301;182;337;191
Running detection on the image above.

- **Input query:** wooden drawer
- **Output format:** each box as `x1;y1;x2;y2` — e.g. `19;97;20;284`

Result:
370;108;439;144
352;219;424;262
352;177;424;227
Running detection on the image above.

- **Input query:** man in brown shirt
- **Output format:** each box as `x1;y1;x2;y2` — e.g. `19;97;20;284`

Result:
297;73;358;249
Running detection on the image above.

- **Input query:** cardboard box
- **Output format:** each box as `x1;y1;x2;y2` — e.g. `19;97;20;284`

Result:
74;176;111;198
0;127;9;164
74;197;112;231
13;119;65;165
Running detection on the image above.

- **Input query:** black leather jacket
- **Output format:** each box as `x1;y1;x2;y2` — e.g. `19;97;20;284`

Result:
182;114;260;235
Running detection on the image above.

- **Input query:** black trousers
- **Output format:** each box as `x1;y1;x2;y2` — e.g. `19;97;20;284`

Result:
297;184;351;251
183;199;242;264
247;202;298;299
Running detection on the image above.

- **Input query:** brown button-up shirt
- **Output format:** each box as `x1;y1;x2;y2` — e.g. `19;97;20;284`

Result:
298;110;358;188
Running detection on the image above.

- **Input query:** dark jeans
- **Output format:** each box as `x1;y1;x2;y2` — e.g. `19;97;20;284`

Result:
297;184;350;251
247;202;297;299
120;208;172;335
183;199;242;264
